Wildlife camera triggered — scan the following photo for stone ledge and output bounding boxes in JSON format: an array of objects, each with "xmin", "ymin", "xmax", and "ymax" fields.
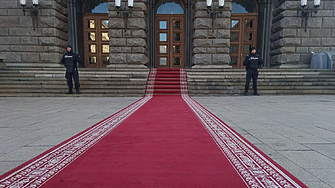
[
  {"xmin": 5, "ymin": 63, "xmax": 63, "ymax": 68},
  {"xmin": 106, "ymin": 64, "xmax": 149, "ymax": 70},
  {"xmin": 192, "ymin": 65, "xmax": 232, "ymax": 69}
]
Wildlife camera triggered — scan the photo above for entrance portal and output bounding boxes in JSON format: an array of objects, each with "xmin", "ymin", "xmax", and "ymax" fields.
[
  {"xmin": 83, "ymin": 1, "xmax": 109, "ymax": 68},
  {"xmin": 230, "ymin": 0, "xmax": 258, "ymax": 69},
  {"xmin": 155, "ymin": 0, "xmax": 185, "ymax": 68}
]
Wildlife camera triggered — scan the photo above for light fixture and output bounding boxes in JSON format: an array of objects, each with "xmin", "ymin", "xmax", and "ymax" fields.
[
  {"xmin": 115, "ymin": 0, "xmax": 133, "ymax": 31},
  {"xmin": 207, "ymin": 0, "xmax": 224, "ymax": 30},
  {"xmin": 20, "ymin": 0, "xmax": 39, "ymax": 31},
  {"xmin": 301, "ymin": 0, "xmax": 320, "ymax": 32}
]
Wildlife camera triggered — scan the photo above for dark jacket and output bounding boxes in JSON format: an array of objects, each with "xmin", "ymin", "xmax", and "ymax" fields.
[
  {"xmin": 243, "ymin": 53, "xmax": 263, "ymax": 70},
  {"xmin": 61, "ymin": 50, "xmax": 82, "ymax": 73}
]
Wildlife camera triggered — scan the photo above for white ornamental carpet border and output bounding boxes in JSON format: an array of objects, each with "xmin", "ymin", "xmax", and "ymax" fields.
[
  {"xmin": 182, "ymin": 94, "xmax": 303, "ymax": 188},
  {"xmin": 0, "ymin": 95, "xmax": 152, "ymax": 188},
  {"xmin": 145, "ymin": 68, "xmax": 156, "ymax": 96}
]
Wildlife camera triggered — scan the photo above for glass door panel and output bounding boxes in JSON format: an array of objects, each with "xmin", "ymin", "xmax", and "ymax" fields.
[
  {"xmin": 230, "ymin": 15, "xmax": 257, "ymax": 69},
  {"xmin": 155, "ymin": 16, "xmax": 184, "ymax": 68},
  {"xmin": 83, "ymin": 16, "xmax": 109, "ymax": 68}
]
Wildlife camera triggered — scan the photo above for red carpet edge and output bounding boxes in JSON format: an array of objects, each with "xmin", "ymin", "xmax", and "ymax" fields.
[
  {"xmin": 0, "ymin": 95, "xmax": 153, "ymax": 187},
  {"xmin": 0, "ymin": 68, "xmax": 307, "ymax": 188}
]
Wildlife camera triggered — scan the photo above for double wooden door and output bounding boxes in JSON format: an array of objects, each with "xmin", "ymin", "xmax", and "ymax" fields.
[
  {"xmin": 83, "ymin": 14, "xmax": 109, "ymax": 68},
  {"xmin": 155, "ymin": 15, "xmax": 185, "ymax": 68},
  {"xmin": 230, "ymin": 14, "xmax": 258, "ymax": 69}
]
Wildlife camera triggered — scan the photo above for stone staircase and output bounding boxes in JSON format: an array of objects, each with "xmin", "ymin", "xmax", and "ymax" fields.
[
  {"xmin": 187, "ymin": 68, "xmax": 335, "ymax": 96},
  {"xmin": 1, "ymin": 64, "xmax": 335, "ymax": 97},
  {"xmin": 0, "ymin": 64, "xmax": 149, "ymax": 97},
  {"xmin": 145, "ymin": 68, "xmax": 188, "ymax": 95}
]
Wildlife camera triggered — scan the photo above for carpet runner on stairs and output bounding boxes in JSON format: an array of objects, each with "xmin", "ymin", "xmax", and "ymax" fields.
[
  {"xmin": 0, "ymin": 69, "xmax": 307, "ymax": 187},
  {"xmin": 146, "ymin": 68, "xmax": 188, "ymax": 95}
]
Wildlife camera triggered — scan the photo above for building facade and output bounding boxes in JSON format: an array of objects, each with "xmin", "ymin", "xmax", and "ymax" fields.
[{"xmin": 0, "ymin": 0, "xmax": 335, "ymax": 69}]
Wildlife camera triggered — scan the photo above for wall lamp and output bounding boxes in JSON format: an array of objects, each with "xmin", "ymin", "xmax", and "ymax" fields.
[
  {"xmin": 20, "ymin": 0, "xmax": 39, "ymax": 31},
  {"xmin": 207, "ymin": 0, "xmax": 224, "ymax": 30},
  {"xmin": 115, "ymin": 0, "xmax": 133, "ymax": 31},
  {"xmin": 301, "ymin": 0, "xmax": 320, "ymax": 32}
]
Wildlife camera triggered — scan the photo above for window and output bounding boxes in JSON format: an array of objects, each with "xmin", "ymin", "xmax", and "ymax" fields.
[
  {"xmin": 84, "ymin": 0, "xmax": 108, "ymax": 13},
  {"xmin": 157, "ymin": 0, "xmax": 184, "ymax": 14},
  {"xmin": 232, "ymin": 0, "xmax": 257, "ymax": 13}
]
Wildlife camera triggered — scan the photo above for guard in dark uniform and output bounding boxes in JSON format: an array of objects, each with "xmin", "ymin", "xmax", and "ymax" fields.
[
  {"xmin": 60, "ymin": 45, "xmax": 82, "ymax": 94},
  {"xmin": 243, "ymin": 47, "xmax": 263, "ymax": 96}
]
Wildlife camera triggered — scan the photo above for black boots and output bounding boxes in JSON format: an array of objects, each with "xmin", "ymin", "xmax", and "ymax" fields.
[
  {"xmin": 253, "ymin": 92, "xmax": 260, "ymax": 96},
  {"xmin": 66, "ymin": 89, "xmax": 80, "ymax": 94},
  {"xmin": 244, "ymin": 90, "xmax": 260, "ymax": 96}
]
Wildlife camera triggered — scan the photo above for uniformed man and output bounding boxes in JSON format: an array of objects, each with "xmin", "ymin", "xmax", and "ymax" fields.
[
  {"xmin": 60, "ymin": 45, "xmax": 82, "ymax": 94},
  {"xmin": 243, "ymin": 47, "xmax": 263, "ymax": 96}
]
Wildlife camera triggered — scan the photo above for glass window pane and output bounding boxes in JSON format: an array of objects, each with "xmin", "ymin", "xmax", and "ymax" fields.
[
  {"xmin": 173, "ymin": 57, "xmax": 180, "ymax": 65},
  {"xmin": 232, "ymin": 20, "xmax": 239, "ymax": 28},
  {"xmin": 173, "ymin": 21, "xmax": 180, "ymax": 29},
  {"xmin": 102, "ymin": 32, "xmax": 109, "ymax": 41},
  {"xmin": 160, "ymin": 21, "xmax": 167, "ymax": 29},
  {"xmin": 173, "ymin": 45, "xmax": 180, "ymax": 53},
  {"xmin": 231, "ymin": 33, "xmax": 239, "ymax": 41},
  {"xmin": 89, "ymin": 45, "xmax": 96, "ymax": 53},
  {"xmin": 159, "ymin": 58, "xmax": 167, "ymax": 65},
  {"xmin": 88, "ymin": 20, "xmax": 95, "ymax": 28},
  {"xmin": 88, "ymin": 32, "xmax": 96, "ymax": 41},
  {"xmin": 230, "ymin": 57, "xmax": 237, "ymax": 65},
  {"xmin": 245, "ymin": 32, "xmax": 252, "ymax": 41},
  {"xmin": 160, "ymin": 33, "xmax": 167, "ymax": 41},
  {"xmin": 103, "ymin": 56, "xmax": 110, "ymax": 64},
  {"xmin": 244, "ymin": 45, "xmax": 252, "ymax": 53},
  {"xmin": 84, "ymin": 2, "xmax": 108, "ymax": 13},
  {"xmin": 89, "ymin": 57, "xmax": 96, "ymax": 64},
  {"xmin": 102, "ymin": 45, "xmax": 109, "ymax": 53},
  {"xmin": 174, "ymin": 33, "xmax": 180, "ymax": 41},
  {"xmin": 231, "ymin": 45, "xmax": 238, "ymax": 53},
  {"xmin": 160, "ymin": 45, "xmax": 167, "ymax": 53},
  {"xmin": 232, "ymin": 0, "xmax": 257, "ymax": 13},
  {"xmin": 157, "ymin": 0, "xmax": 184, "ymax": 14},
  {"xmin": 101, "ymin": 20, "xmax": 109, "ymax": 28},
  {"xmin": 246, "ymin": 20, "xmax": 253, "ymax": 28}
]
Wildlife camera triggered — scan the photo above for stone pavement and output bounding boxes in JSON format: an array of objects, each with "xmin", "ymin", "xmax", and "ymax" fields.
[{"xmin": 0, "ymin": 96, "xmax": 335, "ymax": 188}]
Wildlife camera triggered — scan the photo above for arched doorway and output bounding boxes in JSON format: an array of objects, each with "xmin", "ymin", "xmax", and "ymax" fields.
[
  {"xmin": 82, "ymin": 0, "xmax": 109, "ymax": 68},
  {"xmin": 230, "ymin": 0, "xmax": 258, "ymax": 69},
  {"xmin": 155, "ymin": 0, "xmax": 185, "ymax": 68}
]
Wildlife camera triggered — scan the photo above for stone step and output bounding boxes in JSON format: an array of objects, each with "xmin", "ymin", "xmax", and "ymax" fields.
[{"xmin": 189, "ymin": 90, "xmax": 335, "ymax": 96}]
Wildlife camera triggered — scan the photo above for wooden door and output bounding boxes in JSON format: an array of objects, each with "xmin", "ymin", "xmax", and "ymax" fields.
[
  {"xmin": 155, "ymin": 15, "xmax": 185, "ymax": 68},
  {"xmin": 83, "ymin": 14, "xmax": 109, "ymax": 68},
  {"xmin": 230, "ymin": 14, "xmax": 258, "ymax": 69}
]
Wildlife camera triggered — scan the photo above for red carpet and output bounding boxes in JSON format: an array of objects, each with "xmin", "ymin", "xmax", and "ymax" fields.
[{"xmin": 0, "ymin": 69, "xmax": 307, "ymax": 188}]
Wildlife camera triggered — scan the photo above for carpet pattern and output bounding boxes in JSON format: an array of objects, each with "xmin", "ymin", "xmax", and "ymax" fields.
[{"xmin": 0, "ymin": 68, "xmax": 307, "ymax": 188}]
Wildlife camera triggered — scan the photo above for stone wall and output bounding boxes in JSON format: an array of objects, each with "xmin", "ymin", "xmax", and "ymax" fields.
[
  {"xmin": 270, "ymin": 0, "xmax": 335, "ymax": 68},
  {"xmin": 0, "ymin": 0, "xmax": 67, "ymax": 64},
  {"xmin": 108, "ymin": 1, "xmax": 148, "ymax": 66},
  {"xmin": 192, "ymin": 0, "xmax": 231, "ymax": 67}
]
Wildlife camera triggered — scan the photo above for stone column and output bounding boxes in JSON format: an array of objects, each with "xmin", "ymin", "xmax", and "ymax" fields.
[
  {"xmin": 108, "ymin": 0, "xmax": 148, "ymax": 68},
  {"xmin": 192, "ymin": 0, "xmax": 232, "ymax": 68},
  {"xmin": 270, "ymin": 0, "xmax": 335, "ymax": 68},
  {"xmin": 0, "ymin": 0, "xmax": 67, "ymax": 64}
]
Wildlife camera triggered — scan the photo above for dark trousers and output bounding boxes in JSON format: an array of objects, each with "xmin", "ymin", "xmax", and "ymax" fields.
[
  {"xmin": 66, "ymin": 68, "xmax": 80, "ymax": 91},
  {"xmin": 245, "ymin": 69, "xmax": 258, "ymax": 93}
]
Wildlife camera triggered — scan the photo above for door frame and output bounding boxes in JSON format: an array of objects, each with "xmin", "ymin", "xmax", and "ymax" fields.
[
  {"xmin": 148, "ymin": 0, "xmax": 192, "ymax": 69},
  {"xmin": 230, "ymin": 13, "xmax": 258, "ymax": 69},
  {"xmin": 155, "ymin": 15, "xmax": 185, "ymax": 69},
  {"xmin": 82, "ymin": 13, "xmax": 109, "ymax": 68}
]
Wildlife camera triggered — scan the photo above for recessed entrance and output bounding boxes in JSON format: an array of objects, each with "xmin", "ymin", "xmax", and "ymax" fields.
[
  {"xmin": 155, "ymin": 0, "xmax": 185, "ymax": 68},
  {"xmin": 83, "ymin": 1, "xmax": 109, "ymax": 68},
  {"xmin": 230, "ymin": 0, "xmax": 258, "ymax": 69}
]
